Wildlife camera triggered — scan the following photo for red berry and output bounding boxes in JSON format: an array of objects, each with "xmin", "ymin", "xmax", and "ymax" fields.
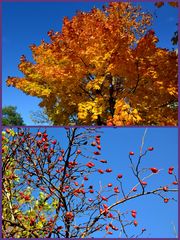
[
  {"xmin": 101, "ymin": 196, "xmax": 108, "ymax": 201},
  {"xmin": 108, "ymin": 183, "xmax": 112, "ymax": 187},
  {"xmin": 40, "ymin": 186, "xmax": 45, "ymax": 191},
  {"xmin": 58, "ymin": 156, "xmax": 63, "ymax": 161},
  {"xmin": 65, "ymin": 211, "xmax": 74, "ymax": 220},
  {"xmin": 163, "ymin": 186, "xmax": 168, "ymax": 191},
  {"xmin": 98, "ymin": 169, "xmax": 104, "ymax": 174},
  {"xmin": 6, "ymin": 128, "xmax": 11, "ymax": 134},
  {"xmin": 103, "ymin": 204, "xmax": 108, "ymax": 209},
  {"xmin": 100, "ymin": 208, "xmax": 104, "ymax": 214},
  {"xmin": 172, "ymin": 181, "xmax": 178, "ymax": 185},
  {"xmin": 86, "ymin": 162, "xmax": 95, "ymax": 168},
  {"xmin": 97, "ymin": 145, "xmax": 101, "ymax": 150},
  {"xmin": 51, "ymin": 140, "xmax": 57, "ymax": 145},
  {"xmin": 148, "ymin": 147, "xmax": 154, "ymax": 151},
  {"xmin": 84, "ymin": 176, "xmax": 88, "ymax": 181},
  {"xmin": 150, "ymin": 167, "xmax": 158, "ymax": 173},
  {"xmin": 2, "ymin": 136, "xmax": 5, "ymax": 141},
  {"xmin": 95, "ymin": 135, "xmax": 101, "ymax": 139},
  {"xmin": 168, "ymin": 166, "xmax": 174, "ymax": 174},
  {"xmin": 80, "ymin": 189, "xmax": 85, "ymax": 194},
  {"xmin": 91, "ymin": 142, "xmax": 96, "ymax": 146},
  {"xmin": 100, "ymin": 159, "xmax": 107, "ymax": 163},
  {"xmin": 108, "ymin": 213, "xmax": 113, "ymax": 218},
  {"xmin": 134, "ymin": 220, "xmax": 138, "ymax": 227},
  {"xmin": 164, "ymin": 198, "xmax": 169, "ymax": 203},
  {"xmin": 74, "ymin": 182, "xmax": 79, "ymax": 186},
  {"xmin": 129, "ymin": 151, "xmax": 134, "ymax": 155},
  {"xmin": 43, "ymin": 133, "xmax": 48, "ymax": 138},
  {"xmin": 57, "ymin": 226, "xmax": 63, "ymax": 232},
  {"xmin": 50, "ymin": 148, "xmax": 54, "ymax": 153},
  {"xmin": 18, "ymin": 132, "xmax": 24, "ymax": 136},
  {"xmin": 114, "ymin": 187, "xmax": 119, "ymax": 193},
  {"xmin": 112, "ymin": 226, "xmax": 118, "ymax": 231},
  {"xmin": 89, "ymin": 189, "xmax": 94, "ymax": 193},
  {"xmin": 24, "ymin": 195, "xmax": 30, "ymax": 201},
  {"xmin": 94, "ymin": 151, "xmax": 100, "ymax": 155},
  {"xmin": 19, "ymin": 192, "xmax": 24, "ymax": 197},
  {"xmin": 105, "ymin": 225, "xmax": 109, "ymax": 231},
  {"xmin": 117, "ymin": 174, "xmax": 123, "ymax": 179},
  {"xmin": 106, "ymin": 168, "xmax": 112, "ymax": 173},
  {"xmin": 43, "ymin": 145, "xmax": 48, "ymax": 152},
  {"xmin": 76, "ymin": 149, "xmax": 81, "ymax": 154},
  {"xmin": 131, "ymin": 210, "xmax": 137, "ymax": 218},
  {"xmin": 140, "ymin": 181, "xmax": 147, "ymax": 186}
]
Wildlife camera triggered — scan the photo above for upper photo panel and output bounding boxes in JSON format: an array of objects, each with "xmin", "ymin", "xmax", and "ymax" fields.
[{"xmin": 2, "ymin": 2, "xmax": 178, "ymax": 126}]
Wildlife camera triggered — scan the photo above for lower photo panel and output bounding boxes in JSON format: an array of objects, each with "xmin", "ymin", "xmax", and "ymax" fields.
[{"xmin": 2, "ymin": 127, "xmax": 178, "ymax": 238}]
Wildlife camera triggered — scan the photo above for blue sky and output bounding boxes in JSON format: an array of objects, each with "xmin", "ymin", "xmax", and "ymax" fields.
[
  {"xmin": 15, "ymin": 127, "xmax": 177, "ymax": 238},
  {"xmin": 2, "ymin": 2, "xmax": 178, "ymax": 125}
]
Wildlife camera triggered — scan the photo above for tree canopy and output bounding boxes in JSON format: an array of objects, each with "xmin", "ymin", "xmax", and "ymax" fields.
[
  {"xmin": 7, "ymin": 2, "xmax": 178, "ymax": 126},
  {"xmin": 2, "ymin": 106, "xmax": 25, "ymax": 126}
]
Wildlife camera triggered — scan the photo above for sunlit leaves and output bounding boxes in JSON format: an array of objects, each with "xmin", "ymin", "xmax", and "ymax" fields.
[
  {"xmin": 107, "ymin": 99, "xmax": 142, "ymax": 126},
  {"xmin": 6, "ymin": 2, "xmax": 178, "ymax": 125}
]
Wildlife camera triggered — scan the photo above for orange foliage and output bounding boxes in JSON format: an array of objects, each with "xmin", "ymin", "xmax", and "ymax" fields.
[{"xmin": 7, "ymin": 2, "xmax": 178, "ymax": 126}]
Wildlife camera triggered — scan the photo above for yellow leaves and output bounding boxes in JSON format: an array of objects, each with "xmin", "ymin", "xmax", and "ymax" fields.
[
  {"xmin": 152, "ymin": 36, "xmax": 159, "ymax": 44},
  {"xmin": 109, "ymin": 99, "xmax": 142, "ymax": 126},
  {"xmin": 86, "ymin": 77, "xmax": 104, "ymax": 91},
  {"xmin": 58, "ymin": 57, "xmax": 70, "ymax": 66},
  {"xmin": 147, "ymin": 69, "xmax": 158, "ymax": 79},
  {"xmin": 167, "ymin": 86, "xmax": 178, "ymax": 96},
  {"xmin": 2, "ymin": 145, "xmax": 8, "ymax": 154},
  {"xmin": 156, "ymin": 81, "xmax": 163, "ymax": 86},
  {"xmin": 36, "ymin": 221, "xmax": 43, "ymax": 229},
  {"xmin": 7, "ymin": 76, "xmax": 51, "ymax": 97},
  {"xmin": 24, "ymin": 83, "xmax": 51, "ymax": 97},
  {"xmin": 78, "ymin": 97, "xmax": 105, "ymax": 123},
  {"xmin": 103, "ymin": 49, "xmax": 114, "ymax": 62}
]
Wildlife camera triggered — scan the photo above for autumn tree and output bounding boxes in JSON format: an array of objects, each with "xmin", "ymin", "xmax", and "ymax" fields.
[
  {"xmin": 6, "ymin": 2, "xmax": 178, "ymax": 126},
  {"xmin": 2, "ymin": 127, "xmax": 178, "ymax": 238}
]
